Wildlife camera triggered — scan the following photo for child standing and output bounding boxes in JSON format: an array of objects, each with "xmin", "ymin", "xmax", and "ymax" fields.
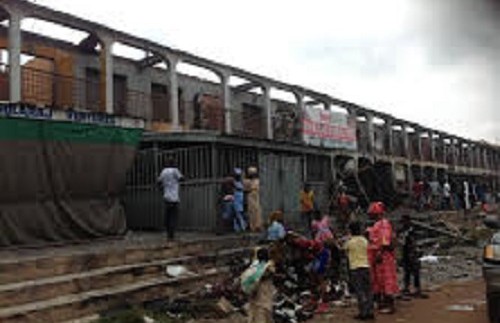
[{"xmin": 345, "ymin": 221, "xmax": 374, "ymax": 321}]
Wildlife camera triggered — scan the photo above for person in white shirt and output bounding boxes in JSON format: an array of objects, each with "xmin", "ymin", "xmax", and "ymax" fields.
[{"xmin": 157, "ymin": 157, "xmax": 184, "ymax": 239}]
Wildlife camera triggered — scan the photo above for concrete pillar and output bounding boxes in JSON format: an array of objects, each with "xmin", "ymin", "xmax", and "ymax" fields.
[
  {"xmin": 167, "ymin": 56, "xmax": 179, "ymax": 129},
  {"xmin": 402, "ymin": 125, "xmax": 410, "ymax": 159},
  {"xmin": 407, "ymin": 163, "xmax": 414, "ymax": 192},
  {"xmin": 416, "ymin": 129, "xmax": 423, "ymax": 161},
  {"xmin": 450, "ymin": 140, "xmax": 456, "ymax": 166},
  {"xmin": 390, "ymin": 160, "xmax": 397, "ymax": 190},
  {"xmin": 366, "ymin": 113, "xmax": 375, "ymax": 154},
  {"xmin": 484, "ymin": 149, "xmax": 489, "ymax": 170},
  {"xmin": 295, "ymin": 92, "xmax": 305, "ymax": 141},
  {"xmin": 429, "ymin": 131, "xmax": 435, "ymax": 162},
  {"xmin": 386, "ymin": 118, "xmax": 394, "ymax": 156},
  {"xmin": 99, "ymin": 36, "xmax": 114, "ymax": 114},
  {"xmin": 221, "ymin": 71, "xmax": 232, "ymax": 134},
  {"xmin": 8, "ymin": 10, "xmax": 22, "ymax": 103},
  {"xmin": 479, "ymin": 147, "xmax": 485, "ymax": 169},
  {"xmin": 467, "ymin": 144, "xmax": 474, "ymax": 168},
  {"xmin": 442, "ymin": 137, "xmax": 448, "ymax": 164},
  {"xmin": 263, "ymin": 84, "xmax": 273, "ymax": 140},
  {"xmin": 458, "ymin": 141, "xmax": 464, "ymax": 167}
]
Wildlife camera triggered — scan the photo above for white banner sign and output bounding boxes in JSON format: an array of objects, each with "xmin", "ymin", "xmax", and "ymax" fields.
[{"xmin": 302, "ymin": 106, "xmax": 357, "ymax": 150}]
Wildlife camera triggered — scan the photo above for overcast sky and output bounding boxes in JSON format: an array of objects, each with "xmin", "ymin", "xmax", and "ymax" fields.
[{"xmin": 33, "ymin": 0, "xmax": 500, "ymax": 143}]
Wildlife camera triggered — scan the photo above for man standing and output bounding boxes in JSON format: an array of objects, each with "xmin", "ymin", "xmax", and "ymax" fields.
[
  {"xmin": 399, "ymin": 215, "xmax": 427, "ymax": 298},
  {"xmin": 300, "ymin": 183, "xmax": 315, "ymax": 236},
  {"xmin": 367, "ymin": 201, "xmax": 399, "ymax": 314},
  {"xmin": 158, "ymin": 157, "xmax": 183, "ymax": 240}
]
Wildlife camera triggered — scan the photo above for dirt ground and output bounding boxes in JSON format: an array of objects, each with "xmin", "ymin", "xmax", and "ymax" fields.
[
  {"xmin": 314, "ymin": 279, "xmax": 487, "ymax": 323},
  {"xmin": 191, "ymin": 279, "xmax": 488, "ymax": 323}
]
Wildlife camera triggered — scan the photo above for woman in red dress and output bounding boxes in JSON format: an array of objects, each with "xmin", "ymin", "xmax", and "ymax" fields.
[{"xmin": 367, "ymin": 201, "xmax": 399, "ymax": 314}]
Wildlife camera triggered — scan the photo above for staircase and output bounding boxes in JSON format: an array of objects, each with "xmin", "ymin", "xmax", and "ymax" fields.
[{"xmin": 0, "ymin": 233, "xmax": 257, "ymax": 323}]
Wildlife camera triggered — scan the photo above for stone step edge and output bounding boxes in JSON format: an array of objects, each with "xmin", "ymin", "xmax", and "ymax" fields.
[
  {"xmin": 61, "ymin": 314, "xmax": 100, "ymax": 323},
  {"xmin": 0, "ymin": 233, "xmax": 259, "ymax": 266},
  {"xmin": 0, "ymin": 266, "xmax": 229, "ymax": 318},
  {"xmin": 0, "ymin": 246, "xmax": 249, "ymax": 293}
]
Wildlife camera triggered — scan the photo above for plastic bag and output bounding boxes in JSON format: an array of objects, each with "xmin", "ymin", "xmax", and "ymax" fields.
[{"xmin": 240, "ymin": 261, "xmax": 269, "ymax": 294}]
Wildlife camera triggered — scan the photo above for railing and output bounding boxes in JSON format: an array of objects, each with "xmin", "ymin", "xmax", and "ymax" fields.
[
  {"xmin": 2, "ymin": 63, "xmax": 497, "ymax": 170},
  {"xmin": 0, "ymin": 63, "xmax": 155, "ymax": 120},
  {"xmin": 231, "ymin": 107, "xmax": 268, "ymax": 139}
]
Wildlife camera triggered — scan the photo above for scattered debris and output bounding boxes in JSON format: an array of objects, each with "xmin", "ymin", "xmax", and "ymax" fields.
[
  {"xmin": 445, "ymin": 304, "xmax": 475, "ymax": 312},
  {"xmin": 165, "ymin": 265, "xmax": 193, "ymax": 278}
]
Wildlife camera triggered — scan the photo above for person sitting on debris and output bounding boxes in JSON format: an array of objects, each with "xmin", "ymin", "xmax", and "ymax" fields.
[
  {"xmin": 345, "ymin": 221, "xmax": 375, "ymax": 321},
  {"xmin": 367, "ymin": 201, "xmax": 399, "ymax": 314},
  {"xmin": 240, "ymin": 247, "xmax": 276, "ymax": 323},
  {"xmin": 399, "ymin": 215, "xmax": 428, "ymax": 299},
  {"xmin": 311, "ymin": 211, "xmax": 334, "ymax": 244},
  {"xmin": 267, "ymin": 210, "xmax": 286, "ymax": 241},
  {"xmin": 289, "ymin": 233, "xmax": 332, "ymax": 314}
]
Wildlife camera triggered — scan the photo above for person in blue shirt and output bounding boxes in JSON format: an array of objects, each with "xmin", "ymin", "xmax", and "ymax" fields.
[
  {"xmin": 232, "ymin": 168, "xmax": 247, "ymax": 232},
  {"xmin": 267, "ymin": 210, "xmax": 286, "ymax": 241}
]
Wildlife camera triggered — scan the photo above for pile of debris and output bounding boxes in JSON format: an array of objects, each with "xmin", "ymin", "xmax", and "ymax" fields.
[
  {"xmin": 97, "ymin": 209, "xmax": 492, "ymax": 323},
  {"xmin": 396, "ymin": 210, "xmax": 489, "ymax": 289}
]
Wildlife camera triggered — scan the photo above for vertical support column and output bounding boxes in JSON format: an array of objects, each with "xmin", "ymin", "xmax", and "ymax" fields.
[
  {"xmin": 476, "ymin": 146, "xmax": 482, "ymax": 169},
  {"xmin": 221, "ymin": 71, "xmax": 232, "ymax": 134},
  {"xmin": 167, "ymin": 56, "xmax": 179, "ymax": 129},
  {"xmin": 402, "ymin": 125, "xmax": 410, "ymax": 159},
  {"xmin": 390, "ymin": 160, "xmax": 397, "ymax": 191},
  {"xmin": 366, "ymin": 113, "xmax": 375, "ymax": 155},
  {"xmin": 429, "ymin": 131, "xmax": 435, "ymax": 162},
  {"xmin": 386, "ymin": 118, "xmax": 394, "ymax": 156},
  {"xmin": 483, "ymin": 149, "xmax": 489, "ymax": 171},
  {"xmin": 457, "ymin": 140, "xmax": 463, "ymax": 167},
  {"xmin": 99, "ymin": 35, "xmax": 114, "ymax": 114},
  {"xmin": 263, "ymin": 84, "xmax": 273, "ymax": 140},
  {"xmin": 467, "ymin": 144, "xmax": 473, "ymax": 168},
  {"xmin": 442, "ymin": 137, "xmax": 448, "ymax": 165},
  {"xmin": 8, "ymin": 10, "xmax": 22, "ymax": 103},
  {"xmin": 451, "ymin": 138, "xmax": 458, "ymax": 168},
  {"xmin": 407, "ymin": 162, "xmax": 414, "ymax": 192},
  {"xmin": 416, "ymin": 129, "xmax": 423, "ymax": 161},
  {"xmin": 295, "ymin": 92, "xmax": 305, "ymax": 142}
]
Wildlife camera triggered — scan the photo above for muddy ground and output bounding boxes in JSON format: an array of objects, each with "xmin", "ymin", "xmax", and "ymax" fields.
[{"xmin": 191, "ymin": 279, "xmax": 487, "ymax": 323}]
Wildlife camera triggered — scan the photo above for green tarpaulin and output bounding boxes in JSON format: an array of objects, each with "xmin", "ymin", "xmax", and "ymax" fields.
[{"xmin": 0, "ymin": 117, "xmax": 142, "ymax": 247}]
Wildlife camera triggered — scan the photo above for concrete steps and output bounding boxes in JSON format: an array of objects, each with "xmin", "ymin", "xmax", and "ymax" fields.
[{"xmin": 0, "ymin": 234, "xmax": 256, "ymax": 323}]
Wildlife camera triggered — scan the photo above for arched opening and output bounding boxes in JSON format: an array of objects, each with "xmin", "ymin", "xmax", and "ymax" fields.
[
  {"xmin": 270, "ymin": 88, "xmax": 300, "ymax": 142},
  {"xmin": 372, "ymin": 116, "xmax": 386, "ymax": 155},
  {"xmin": 176, "ymin": 61, "xmax": 222, "ymax": 131},
  {"xmin": 228, "ymin": 74, "xmax": 265, "ymax": 138},
  {"xmin": 392, "ymin": 125, "xmax": 405, "ymax": 157},
  {"xmin": 10, "ymin": 17, "xmax": 92, "ymax": 109}
]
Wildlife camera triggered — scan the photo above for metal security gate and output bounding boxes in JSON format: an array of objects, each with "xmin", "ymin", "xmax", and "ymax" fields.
[
  {"xmin": 124, "ymin": 145, "xmax": 218, "ymax": 231},
  {"xmin": 259, "ymin": 154, "xmax": 303, "ymax": 226}
]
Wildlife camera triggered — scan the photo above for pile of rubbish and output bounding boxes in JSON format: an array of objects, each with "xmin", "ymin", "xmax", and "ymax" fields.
[
  {"xmin": 100, "ymin": 209, "xmax": 493, "ymax": 323},
  {"xmin": 149, "ymin": 236, "xmax": 353, "ymax": 322}
]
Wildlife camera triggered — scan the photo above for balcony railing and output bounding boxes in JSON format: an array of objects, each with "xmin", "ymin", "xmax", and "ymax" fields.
[{"xmin": 0, "ymin": 64, "xmax": 496, "ymax": 169}]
